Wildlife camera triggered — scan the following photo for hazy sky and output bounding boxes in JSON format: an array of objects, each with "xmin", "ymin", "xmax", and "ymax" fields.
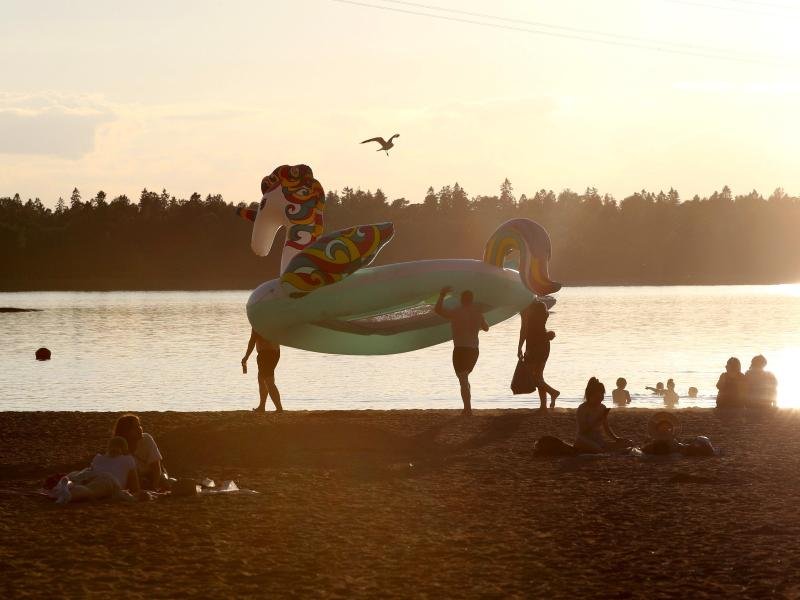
[{"xmin": 2, "ymin": 0, "xmax": 800, "ymax": 207}]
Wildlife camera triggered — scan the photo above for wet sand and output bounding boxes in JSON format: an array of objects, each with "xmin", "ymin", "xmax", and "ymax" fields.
[{"xmin": 2, "ymin": 408, "xmax": 799, "ymax": 598}]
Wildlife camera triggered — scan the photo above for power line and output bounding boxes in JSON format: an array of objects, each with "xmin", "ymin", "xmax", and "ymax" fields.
[
  {"xmin": 665, "ymin": 0, "xmax": 800, "ymax": 18},
  {"xmin": 718, "ymin": 0, "xmax": 800, "ymax": 10},
  {"xmin": 381, "ymin": 0, "xmax": 731, "ymax": 54},
  {"xmin": 332, "ymin": 0, "xmax": 795, "ymax": 66}
]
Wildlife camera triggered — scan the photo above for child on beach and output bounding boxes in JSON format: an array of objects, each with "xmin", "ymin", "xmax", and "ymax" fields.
[
  {"xmin": 645, "ymin": 382, "xmax": 665, "ymax": 396},
  {"xmin": 612, "ymin": 378, "xmax": 631, "ymax": 406},
  {"xmin": 663, "ymin": 379, "xmax": 678, "ymax": 408},
  {"xmin": 51, "ymin": 436, "xmax": 140, "ymax": 504},
  {"xmin": 574, "ymin": 377, "xmax": 632, "ymax": 454}
]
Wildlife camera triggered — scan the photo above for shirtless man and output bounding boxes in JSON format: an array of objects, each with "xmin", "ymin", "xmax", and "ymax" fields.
[
  {"xmin": 241, "ymin": 328, "xmax": 283, "ymax": 412},
  {"xmin": 434, "ymin": 286, "xmax": 489, "ymax": 415}
]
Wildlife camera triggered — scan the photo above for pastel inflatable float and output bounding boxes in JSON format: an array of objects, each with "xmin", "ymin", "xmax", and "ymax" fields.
[{"xmin": 239, "ymin": 164, "xmax": 560, "ymax": 355}]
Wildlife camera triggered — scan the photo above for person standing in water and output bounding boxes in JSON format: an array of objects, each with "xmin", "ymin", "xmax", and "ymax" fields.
[
  {"xmin": 663, "ymin": 379, "xmax": 679, "ymax": 408},
  {"xmin": 435, "ymin": 286, "xmax": 489, "ymax": 415},
  {"xmin": 242, "ymin": 328, "xmax": 283, "ymax": 412},
  {"xmin": 517, "ymin": 300, "xmax": 560, "ymax": 409}
]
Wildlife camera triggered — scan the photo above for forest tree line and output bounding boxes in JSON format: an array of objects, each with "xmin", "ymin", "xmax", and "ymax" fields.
[{"xmin": 2, "ymin": 179, "xmax": 799, "ymax": 290}]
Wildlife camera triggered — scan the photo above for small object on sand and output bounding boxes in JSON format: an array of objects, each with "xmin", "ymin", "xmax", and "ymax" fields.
[
  {"xmin": 361, "ymin": 134, "xmax": 399, "ymax": 155},
  {"xmin": 0, "ymin": 307, "xmax": 42, "ymax": 313},
  {"xmin": 35, "ymin": 347, "xmax": 51, "ymax": 361}
]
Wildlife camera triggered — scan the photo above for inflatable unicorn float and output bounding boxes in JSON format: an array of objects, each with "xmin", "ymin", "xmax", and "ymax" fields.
[{"xmin": 238, "ymin": 164, "xmax": 560, "ymax": 355}]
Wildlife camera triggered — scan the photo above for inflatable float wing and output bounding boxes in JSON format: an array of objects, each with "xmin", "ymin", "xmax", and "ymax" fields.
[{"xmin": 241, "ymin": 164, "xmax": 561, "ymax": 355}]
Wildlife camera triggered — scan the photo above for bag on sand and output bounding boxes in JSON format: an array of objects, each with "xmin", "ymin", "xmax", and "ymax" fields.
[{"xmin": 511, "ymin": 358, "xmax": 536, "ymax": 395}]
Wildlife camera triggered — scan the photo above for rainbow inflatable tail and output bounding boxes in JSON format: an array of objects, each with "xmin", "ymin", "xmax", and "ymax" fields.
[{"xmin": 483, "ymin": 219, "xmax": 561, "ymax": 296}]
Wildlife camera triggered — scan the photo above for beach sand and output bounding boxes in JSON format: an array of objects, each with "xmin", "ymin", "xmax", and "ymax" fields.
[{"xmin": 2, "ymin": 408, "xmax": 799, "ymax": 598}]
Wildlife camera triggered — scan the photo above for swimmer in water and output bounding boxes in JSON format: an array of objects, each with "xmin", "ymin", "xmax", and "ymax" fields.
[
  {"xmin": 612, "ymin": 377, "xmax": 631, "ymax": 406},
  {"xmin": 663, "ymin": 379, "xmax": 678, "ymax": 408},
  {"xmin": 645, "ymin": 382, "xmax": 665, "ymax": 396}
]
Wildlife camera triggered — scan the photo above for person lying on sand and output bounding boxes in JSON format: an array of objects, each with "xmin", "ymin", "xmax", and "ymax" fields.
[
  {"xmin": 640, "ymin": 412, "xmax": 717, "ymax": 457},
  {"xmin": 113, "ymin": 413, "xmax": 169, "ymax": 490},
  {"xmin": 574, "ymin": 377, "xmax": 633, "ymax": 454},
  {"xmin": 50, "ymin": 436, "xmax": 141, "ymax": 504}
]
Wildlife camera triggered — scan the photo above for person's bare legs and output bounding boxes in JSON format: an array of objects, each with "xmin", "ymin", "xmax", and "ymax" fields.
[
  {"xmin": 68, "ymin": 478, "xmax": 115, "ymax": 502},
  {"xmin": 266, "ymin": 376, "xmax": 283, "ymax": 412},
  {"xmin": 532, "ymin": 363, "xmax": 560, "ymax": 408},
  {"xmin": 254, "ymin": 375, "xmax": 269, "ymax": 411},
  {"xmin": 457, "ymin": 371, "xmax": 472, "ymax": 415}
]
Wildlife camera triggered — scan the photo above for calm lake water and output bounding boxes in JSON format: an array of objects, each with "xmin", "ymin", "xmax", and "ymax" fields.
[{"xmin": 2, "ymin": 286, "xmax": 799, "ymax": 411}]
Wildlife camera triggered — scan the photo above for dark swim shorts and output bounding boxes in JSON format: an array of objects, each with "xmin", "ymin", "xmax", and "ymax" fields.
[
  {"xmin": 452, "ymin": 347, "xmax": 480, "ymax": 374},
  {"xmin": 257, "ymin": 349, "xmax": 280, "ymax": 378}
]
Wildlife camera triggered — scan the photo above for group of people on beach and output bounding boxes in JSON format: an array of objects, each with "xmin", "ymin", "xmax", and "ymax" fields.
[
  {"xmin": 50, "ymin": 413, "xmax": 168, "ymax": 504},
  {"xmin": 240, "ymin": 285, "xmax": 781, "ymax": 414}
]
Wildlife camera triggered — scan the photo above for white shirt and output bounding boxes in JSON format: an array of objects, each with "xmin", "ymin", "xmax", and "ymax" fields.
[
  {"xmin": 133, "ymin": 433, "xmax": 163, "ymax": 475},
  {"xmin": 91, "ymin": 453, "xmax": 136, "ymax": 488}
]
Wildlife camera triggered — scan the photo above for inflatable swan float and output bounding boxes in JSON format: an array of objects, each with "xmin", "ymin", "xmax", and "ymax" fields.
[{"xmin": 239, "ymin": 164, "xmax": 561, "ymax": 355}]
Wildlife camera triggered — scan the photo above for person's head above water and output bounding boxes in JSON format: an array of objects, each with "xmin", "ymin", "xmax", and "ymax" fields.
[
  {"xmin": 584, "ymin": 377, "xmax": 605, "ymax": 403},
  {"xmin": 460, "ymin": 290, "xmax": 474, "ymax": 306},
  {"xmin": 750, "ymin": 354, "xmax": 767, "ymax": 370},
  {"xmin": 688, "ymin": 386, "xmax": 698, "ymax": 398},
  {"xmin": 656, "ymin": 382, "xmax": 665, "ymax": 390},
  {"xmin": 726, "ymin": 357, "xmax": 742, "ymax": 374},
  {"xmin": 616, "ymin": 377, "xmax": 627, "ymax": 389},
  {"xmin": 107, "ymin": 436, "xmax": 129, "ymax": 457},
  {"xmin": 667, "ymin": 379, "xmax": 675, "ymax": 390}
]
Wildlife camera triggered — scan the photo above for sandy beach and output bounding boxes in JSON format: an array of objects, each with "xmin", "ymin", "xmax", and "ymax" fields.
[{"xmin": 2, "ymin": 408, "xmax": 799, "ymax": 598}]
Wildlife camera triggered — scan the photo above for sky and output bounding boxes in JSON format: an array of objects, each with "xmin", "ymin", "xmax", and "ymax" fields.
[{"xmin": 2, "ymin": 0, "xmax": 800, "ymax": 207}]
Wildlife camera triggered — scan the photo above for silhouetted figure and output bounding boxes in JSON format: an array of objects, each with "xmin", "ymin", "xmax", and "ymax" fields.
[
  {"xmin": 745, "ymin": 354, "xmax": 778, "ymax": 409},
  {"xmin": 242, "ymin": 328, "xmax": 282, "ymax": 413},
  {"xmin": 574, "ymin": 377, "xmax": 632, "ymax": 454},
  {"xmin": 35, "ymin": 347, "xmax": 51, "ymax": 361},
  {"xmin": 360, "ymin": 134, "xmax": 399, "ymax": 155},
  {"xmin": 113, "ymin": 414, "xmax": 169, "ymax": 491},
  {"xmin": 645, "ymin": 382, "xmax": 665, "ymax": 396},
  {"xmin": 517, "ymin": 300, "xmax": 560, "ymax": 409},
  {"xmin": 640, "ymin": 412, "xmax": 718, "ymax": 456},
  {"xmin": 687, "ymin": 387, "xmax": 698, "ymax": 398},
  {"xmin": 716, "ymin": 357, "xmax": 746, "ymax": 409},
  {"xmin": 663, "ymin": 378, "xmax": 679, "ymax": 408},
  {"xmin": 612, "ymin": 377, "xmax": 631, "ymax": 406},
  {"xmin": 435, "ymin": 286, "xmax": 489, "ymax": 415}
]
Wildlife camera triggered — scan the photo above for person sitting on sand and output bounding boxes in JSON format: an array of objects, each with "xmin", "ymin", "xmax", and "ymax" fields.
[
  {"xmin": 242, "ymin": 328, "xmax": 283, "ymax": 413},
  {"xmin": 50, "ymin": 436, "xmax": 141, "ymax": 504},
  {"xmin": 645, "ymin": 382, "xmax": 665, "ymax": 396},
  {"xmin": 574, "ymin": 377, "xmax": 632, "ymax": 454},
  {"xmin": 716, "ymin": 357, "xmax": 746, "ymax": 409},
  {"xmin": 663, "ymin": 379, "xmax": 679, "ymax": 409},
  {"xmin": 745, "ymin": 355, "xmax": 778, "ymax": 410},
  {"xmin": 113, "ymin": 413, "xmax": 169, "ymax": 490},
  {"xmin": 435, "ymin": 286, "xmax": 489, "ymax": 415},
  {"xmin": 612, "ymin": 377, "xmax": 631, "ymax": 406},
  {"xmin": 517, "ymin": 300, "xmax": 560, "ymax": 409}
]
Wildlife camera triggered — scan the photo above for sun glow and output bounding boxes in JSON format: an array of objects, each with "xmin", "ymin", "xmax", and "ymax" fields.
[{"xmin": 767, "ymin": 347, "xmax": 800, "ymax": 408}]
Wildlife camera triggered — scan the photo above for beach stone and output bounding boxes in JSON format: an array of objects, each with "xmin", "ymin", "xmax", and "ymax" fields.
[{"xmin": 35, "ymin": 347, "xmax": 51, "ymax": 361}]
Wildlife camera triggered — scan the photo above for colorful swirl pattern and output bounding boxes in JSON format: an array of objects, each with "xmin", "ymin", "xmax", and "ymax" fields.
[
  {"xmin": 281, "ymin": 222, "xmax": 395, "ymax": 297},
  {"xmin": 483, "ymin": 219, "xmax": 561, "ymax": 296},
  {"xmin": 260, "ymin": 164, "xmax": 325, "ymax": 252}
]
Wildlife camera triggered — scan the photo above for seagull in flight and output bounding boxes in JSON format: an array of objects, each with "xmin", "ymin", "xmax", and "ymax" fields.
[{"xmin": 361, "ymin": 134, "xmax": 399, "ymax": 156}]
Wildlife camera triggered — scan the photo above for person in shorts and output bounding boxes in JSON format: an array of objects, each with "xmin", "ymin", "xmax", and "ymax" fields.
[
  {"xmin": 434, "ymin": 286, "xmax": 489, "ymax": 415},
  {"xmin": 242, "ymin": 328, "xmax": 283, "ymax": 412}
]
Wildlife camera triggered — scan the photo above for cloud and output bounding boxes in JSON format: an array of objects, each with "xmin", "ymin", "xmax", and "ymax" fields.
[{"xmin": 0, "ymin": 92, "xmax": 114, "ymax": 158}]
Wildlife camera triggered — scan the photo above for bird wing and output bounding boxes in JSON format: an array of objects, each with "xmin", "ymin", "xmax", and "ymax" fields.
[{"xmin": 361, "ymin": 137, "xmax": 386, "ymax": 145}]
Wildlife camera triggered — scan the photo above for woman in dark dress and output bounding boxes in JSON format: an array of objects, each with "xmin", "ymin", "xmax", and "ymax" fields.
[{"xmin": 517, "ymin": 300, "xmax": 560, "ymax": 409}]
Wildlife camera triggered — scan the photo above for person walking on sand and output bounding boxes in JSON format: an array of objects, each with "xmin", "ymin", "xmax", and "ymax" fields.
[
  {"xmin": 435, "ymin": 286, "xmax": 489, "ymax": 415},
  {"xmin": 242, "ymin": 328, "xmax": 283, "ymax": 412},
  {"xmin": 517, "ymin": 300, "xmax": 560, "ymax": 409}
]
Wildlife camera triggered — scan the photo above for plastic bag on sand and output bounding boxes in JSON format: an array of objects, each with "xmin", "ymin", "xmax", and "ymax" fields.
[{"xmin": 197, "ymin": 479, "xmax": 259, "ymax": 496}]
